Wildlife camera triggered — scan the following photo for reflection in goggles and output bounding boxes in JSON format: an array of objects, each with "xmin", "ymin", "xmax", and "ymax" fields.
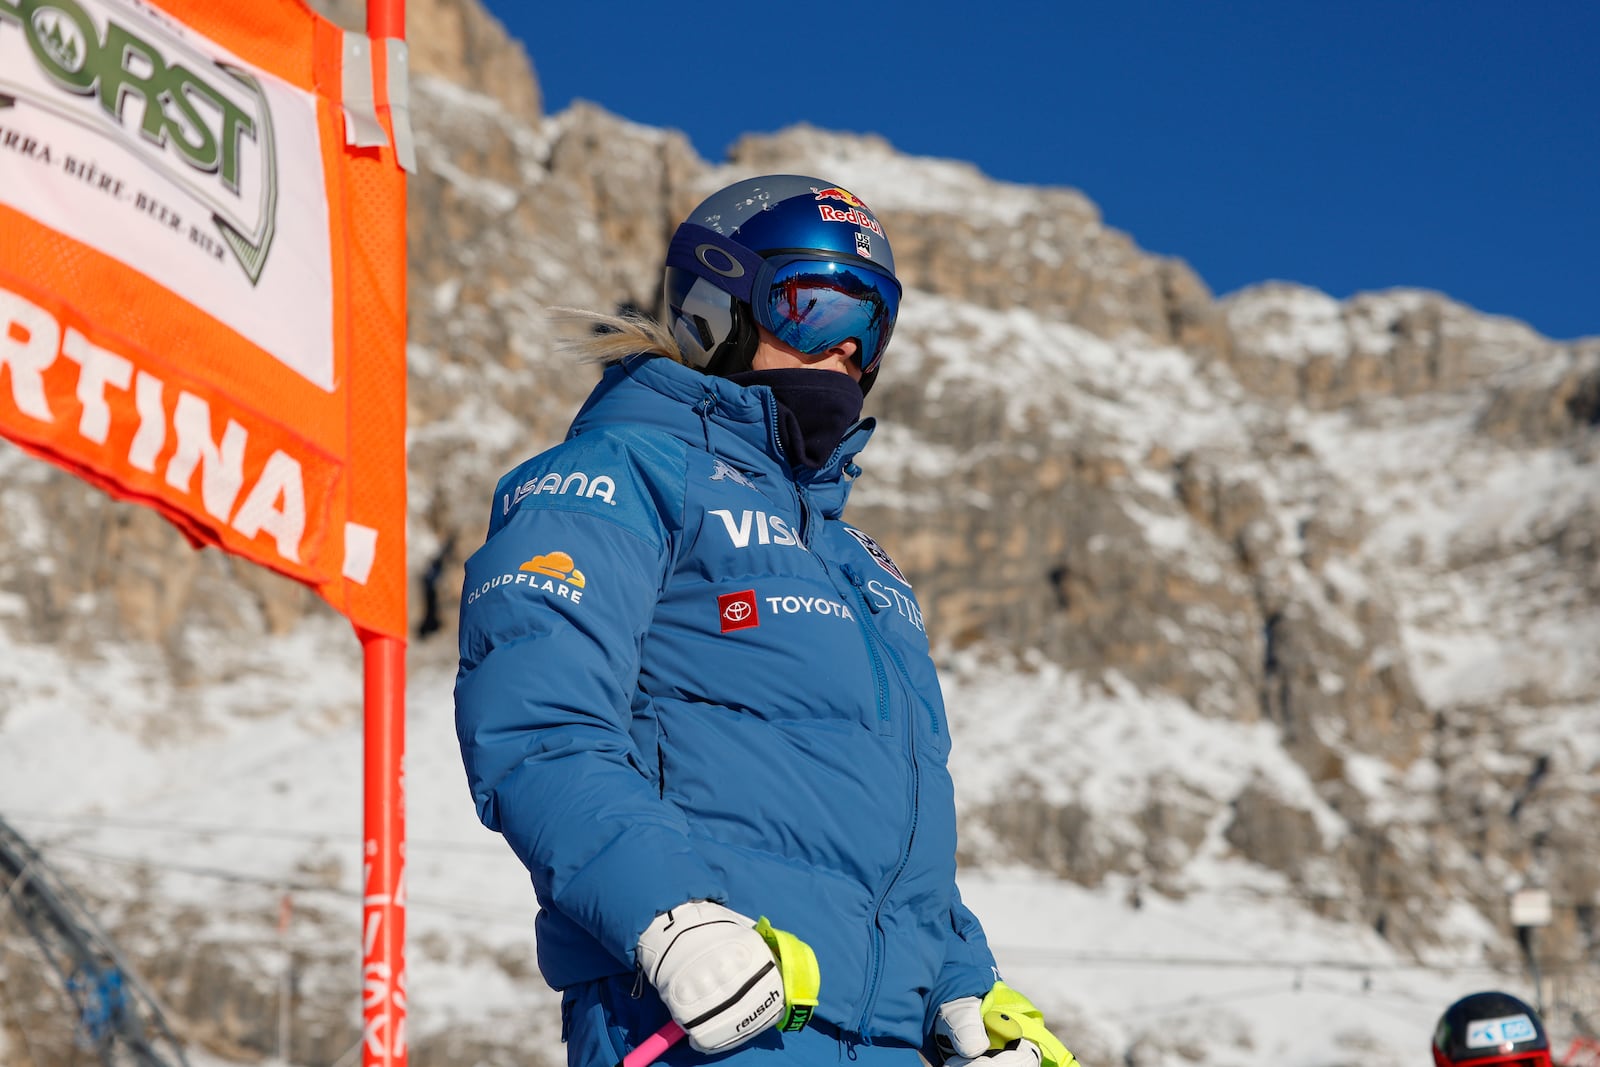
[{"xmin": 756, "ymin": 257, "xmax": 900, "ymax": 374}]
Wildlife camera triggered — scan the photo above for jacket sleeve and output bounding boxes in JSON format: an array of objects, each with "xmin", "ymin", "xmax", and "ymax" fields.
[
  {"xmin": 454, "ymin": 433, "xmax": 725, "ymax": 968},
  {"xmin": 927, "ymin": 884, "xmax": 1000, "ymax": 1032}
]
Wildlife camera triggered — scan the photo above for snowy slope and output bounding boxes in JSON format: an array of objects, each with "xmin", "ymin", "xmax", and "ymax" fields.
[{"xmin": 0, "ymin": 609, "xmax": 1550, "ymax": 1067}]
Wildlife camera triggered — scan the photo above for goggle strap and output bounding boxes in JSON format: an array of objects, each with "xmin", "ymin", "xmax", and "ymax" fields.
[{"xmin": 665, "ymin": 225, "xmax": 766, "ymax": 305}]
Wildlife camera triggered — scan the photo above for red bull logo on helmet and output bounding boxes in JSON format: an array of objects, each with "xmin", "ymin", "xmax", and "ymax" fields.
[
  {"xmin": 813, "ymin": 185, "xmax": 886, "ymax": 238},
  {"xmin": 812, "ymin": 186, "xmax": 869, "ymax": 209},
  {"xmin": 817, "ymin": 205, "xmax": 885, "ymax": 238}
]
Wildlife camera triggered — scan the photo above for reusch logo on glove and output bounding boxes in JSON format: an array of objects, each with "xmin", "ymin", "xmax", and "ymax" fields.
[
  {"xmin": 718, "ymin": 590, "xmax": 759, "ymax": 632},
  {"xmin": 736, "ymin": 988, "xmax": 780, "ymax": 1033}
]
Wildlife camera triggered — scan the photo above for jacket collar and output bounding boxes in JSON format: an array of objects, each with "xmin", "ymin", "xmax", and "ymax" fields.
[{"xmin": 568, "ymin": 355, "xmax": 874, "ymax": 517}]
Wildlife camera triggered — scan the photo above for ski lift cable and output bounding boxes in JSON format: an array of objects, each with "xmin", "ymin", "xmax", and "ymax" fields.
[
  {"xmin": 12, "ymin": 813, "xmax": 1597, "ymax": 907},
  {"xmin": 1096, "ymin": 978, "xmax": 1302, "ymax": 1024},
  {"xmin": 35, "ymin": 840, "xmax": 537, "ymax": 928},
  {"xmin": 33, "ymin": 838, "xmax": 1580, "ymax": 975},
  {"xmin": 5, "ymin": 809, "xmax": 508, "ymax": 856},
  {"xmin": 991, "ymin": 946, "xmax": 1526, "ymax": 976},
  {"xmin": 14, "ymin": 819, "xmax": 1584, "ymax": 999},
  {"xmin": 0, "ymin": 814, "xmax": 190, "ymax": 1067}
]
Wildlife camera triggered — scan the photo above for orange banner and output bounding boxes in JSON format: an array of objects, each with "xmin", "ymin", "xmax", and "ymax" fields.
[{"xmin": 0, "ymin": 0, "xmax": 408, "ymax": 639}]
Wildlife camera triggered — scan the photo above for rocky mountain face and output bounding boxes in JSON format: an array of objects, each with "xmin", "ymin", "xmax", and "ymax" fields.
[{"xmin": 1, "ymin": 0, "xmax": 1596, "ymax": 1063}]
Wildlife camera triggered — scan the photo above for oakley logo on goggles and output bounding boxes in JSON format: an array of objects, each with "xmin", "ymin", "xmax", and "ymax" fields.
[{"xmin": 752, "ymin": 254, "xmax": 900, "ymax": 374}]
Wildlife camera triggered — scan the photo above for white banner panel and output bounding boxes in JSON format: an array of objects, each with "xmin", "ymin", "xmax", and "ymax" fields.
[{"xmin": 0, "ymin": 0, "xmax": 335, "ymax": 390}]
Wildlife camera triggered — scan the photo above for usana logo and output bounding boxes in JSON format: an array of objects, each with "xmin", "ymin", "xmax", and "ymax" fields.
[
  {"xmin": 502, "ymin": 469, "xmax": 619, "ymax": 515},
  {"xmin": 0, "ymin": 0, "xmax": 279, "ymax": 283}
]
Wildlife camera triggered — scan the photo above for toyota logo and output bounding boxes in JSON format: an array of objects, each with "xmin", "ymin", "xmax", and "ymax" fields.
[{"xmin": 723, "ymin": 601, "xmax": 751, "ymax": 622}]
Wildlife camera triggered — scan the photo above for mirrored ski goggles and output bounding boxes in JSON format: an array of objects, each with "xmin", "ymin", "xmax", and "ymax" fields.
[{"xmin": 751, "ymin": 254, "xmax": 902, "ymax": 374}]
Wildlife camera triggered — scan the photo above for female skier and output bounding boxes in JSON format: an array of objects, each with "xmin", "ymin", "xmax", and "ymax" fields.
[{"xmin": 456, "ymin": 173, "xmax": 1078, "ymax": 1067}]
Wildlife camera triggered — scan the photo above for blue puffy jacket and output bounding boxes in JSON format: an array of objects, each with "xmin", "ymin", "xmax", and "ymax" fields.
[{"xmin": 455, "ymin": 354, "xmax": 997, "ymax": 1045}]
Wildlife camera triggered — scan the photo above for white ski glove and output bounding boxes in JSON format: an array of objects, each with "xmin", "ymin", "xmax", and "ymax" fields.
[
  {"xmin": 934, "ymin": 983, "xmax": 1079, "ymax": 1067},
  {"xmin": 933, "ymin": 996, "xmax": 1043, "ymax": 1067},
  {"xmin": 636, "ymin": 900, "xmax": 785, "ymax": 1053}
]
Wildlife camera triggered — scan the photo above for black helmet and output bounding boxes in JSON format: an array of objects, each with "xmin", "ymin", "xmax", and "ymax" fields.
[
  {"xmin": 1432, "ymin": 992, "xmax": 1551, "ymax": 1067},
  {"xmin": 662, "ymin": 174, "xmax": 902, "ymax": 392}
]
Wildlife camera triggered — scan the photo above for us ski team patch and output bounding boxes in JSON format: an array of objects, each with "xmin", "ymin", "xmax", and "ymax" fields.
[{"xmin": 845, "ymin": 527, "xmax": 907, "ymax": 584}]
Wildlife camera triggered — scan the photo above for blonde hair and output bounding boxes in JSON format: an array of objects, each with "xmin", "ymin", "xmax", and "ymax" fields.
[{"xmin": 550, "ymin": 306, "xmax": 691, "ymax": 367}]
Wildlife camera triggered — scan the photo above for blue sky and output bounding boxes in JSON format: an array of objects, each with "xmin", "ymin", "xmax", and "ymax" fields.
[{"xmin": 481, "ymin": 1, "xmax": 1599, "ymax": 341}]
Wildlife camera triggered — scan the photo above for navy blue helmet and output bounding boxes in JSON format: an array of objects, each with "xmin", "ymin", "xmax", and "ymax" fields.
[{"xmin": 663, "ymin": 174, "xmax": 902, "ymax": 391}]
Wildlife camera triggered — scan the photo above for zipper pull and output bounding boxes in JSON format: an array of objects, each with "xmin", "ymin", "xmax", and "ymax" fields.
[
  {"xmin": 798, "ymin": 492, "xmax": 816, "ymax": 549},
  {"xmin": 697, "ymin": 391, "xmax": 716, "ymax": 452},
  {"xmin": 842, "ymin": 564, "xmax": 882, "ymax": 613}
]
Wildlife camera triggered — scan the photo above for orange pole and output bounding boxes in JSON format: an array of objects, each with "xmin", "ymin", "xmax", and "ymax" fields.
[
  {"xmin": 361, "ymin": 631, "xmax": 407, "ymax": 1067},
  {"xmin": 367, "ymin": 0, "xmax": 405, "ymax": 39},
  {"xmin": 362, "ymin": 5, "xmax": 407, "ymax": 1067}
]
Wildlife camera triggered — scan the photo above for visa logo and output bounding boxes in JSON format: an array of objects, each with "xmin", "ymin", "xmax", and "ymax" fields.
[{"xmin": 708, "ymin": 509, "xmax": 804, "ymax": 550}]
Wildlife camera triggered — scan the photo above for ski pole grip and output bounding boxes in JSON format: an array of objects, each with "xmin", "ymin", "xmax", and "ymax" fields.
[
  {"xmin": 617, "ymin": 917, "xmax": 816, "ymax": 1067},
  {"xmin": 618, "ymin": 1020, "xmax": 684, "ymax": 1067}
]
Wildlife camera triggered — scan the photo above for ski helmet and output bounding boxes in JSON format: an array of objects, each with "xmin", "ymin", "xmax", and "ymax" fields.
[
  {"xmin": 662, "ymin": 174, "xmax": 902, "ymax": 391},
  {"xmin": 1432, "ymin": 992, "xmax": 1552, "ymax": 1067}
]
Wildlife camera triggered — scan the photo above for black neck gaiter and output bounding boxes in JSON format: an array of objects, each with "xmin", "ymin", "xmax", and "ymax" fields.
[{"xmin": 727, "ymin": 368, "xmax": 865, "ymax": 470}]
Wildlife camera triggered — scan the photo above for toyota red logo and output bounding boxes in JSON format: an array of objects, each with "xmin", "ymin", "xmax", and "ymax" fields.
[{"xmin": 717, "ymin": 590, "xmax": 759, "ymax": 632}]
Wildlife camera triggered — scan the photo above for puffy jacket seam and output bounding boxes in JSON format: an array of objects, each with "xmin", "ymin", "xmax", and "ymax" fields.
[
  {"xmin": 682, "ymin": 831, "xmax": 887, "ymax": 891},
  {"xmin": 501, "ymin": 496, "xmax": 668, "ymax": 553}
]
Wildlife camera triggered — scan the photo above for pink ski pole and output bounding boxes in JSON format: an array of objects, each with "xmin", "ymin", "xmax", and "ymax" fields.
[
  {"xmin": 617, "ymin": 1021, "xmax": 684, "ymax": 1067},
  {"xmin": 617, "ymin": 916, "xmax": 818, "ymax": 1067}
]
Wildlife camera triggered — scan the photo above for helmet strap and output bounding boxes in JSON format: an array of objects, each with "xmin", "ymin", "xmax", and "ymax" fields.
[{"xmin": 704, "ymin": 300, "xmax": 760, "ymax": 378}]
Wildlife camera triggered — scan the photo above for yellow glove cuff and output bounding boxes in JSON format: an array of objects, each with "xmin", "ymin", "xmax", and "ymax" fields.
[
  {"xmin": 755, "ymin": 917, "xmax": 820, "ymax": 1032},
  {"xmin": 980, "ymin": 981, "xmax": 1079, "ymax": 1067}
]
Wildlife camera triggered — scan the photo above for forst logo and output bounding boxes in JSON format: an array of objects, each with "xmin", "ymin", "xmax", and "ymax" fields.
[
  {"xmin": 0, "ymin": 0, "xmax": 278, "ymax": 283},
  {"xmin": 30, "ymin": 5, "xmax": 82, "ymax": 70}
]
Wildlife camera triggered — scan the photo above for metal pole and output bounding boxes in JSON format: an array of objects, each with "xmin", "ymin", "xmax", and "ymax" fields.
[
  {"xmin": 359, "ymin": 4, "xmax": 407, "ymax": 1065},
  {"xmin": 278, "ymin": 890, "xmax": 292, "ymax": 1065},
  {"xmin": 1516, "ymin": 925, "xmax": 1545, "ymax": 1017},
  {"xmin": 367, "ymin": 0, "xmax": 405, "ymax": 39},
  {"xmin": 1510, "ymin": 889, "xmax": 1553, "ymax": 1020},
  {"xmin": 360, "ymin": 631, "xmax": 407, "ymax": 1067}
]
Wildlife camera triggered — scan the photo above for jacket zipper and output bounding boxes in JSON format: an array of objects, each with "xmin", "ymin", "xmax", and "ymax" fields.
[
  {"xmin": 841, "ymin": 563, "xmax": 921, "ymax": 1034},
  {"xmin": 696, "ymin": 391, "xmax": 717, "ymax": 454},
  {"xmin": 761, "ymin": 392, "xmax": 820, "ymax": 548},
  {"xmin": 878, "ymin": 636, "xmax": 943, "ymax": 738},
  {"xmin": 841, "ymin": 564, "xmax": 889, "ymax": 728}
]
